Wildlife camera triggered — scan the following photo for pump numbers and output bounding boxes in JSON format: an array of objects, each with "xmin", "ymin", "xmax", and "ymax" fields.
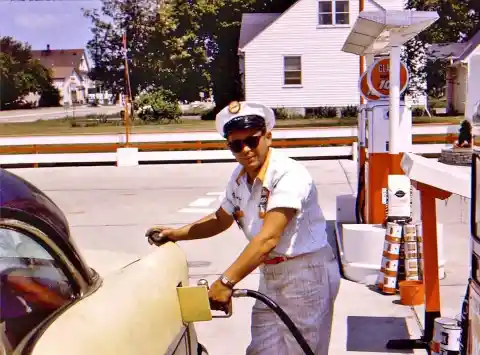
[{"xmin": 382, "ymin": 188, "xmax": 388, "ymax": 205}]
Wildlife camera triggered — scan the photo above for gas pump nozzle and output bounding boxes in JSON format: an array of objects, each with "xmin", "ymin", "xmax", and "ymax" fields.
[{"xmin": 197, "ymin": 279, "xmax": 233, "ymax": 318}]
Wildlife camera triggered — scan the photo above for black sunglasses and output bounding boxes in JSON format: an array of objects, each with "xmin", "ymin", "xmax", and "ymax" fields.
[{"xmin": 228, "ymin": 134, "xmax": 263, "ymax": 153}]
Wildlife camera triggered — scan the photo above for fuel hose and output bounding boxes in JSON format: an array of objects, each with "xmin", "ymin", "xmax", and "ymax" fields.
[
  {"xmin": 232, "ymin": 289, "xmax": 315, "ymax": 355},
  {"xmin": 355, "ymin": 163, "xmax": 366, "ymax": 224}
]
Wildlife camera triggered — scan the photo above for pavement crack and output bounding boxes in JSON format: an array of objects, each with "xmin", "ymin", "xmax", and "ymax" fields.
[
  {"xmin": 410, "ymin": 306, "xmax": 425, "ymax": 335},
  {"xmin": 338, "ymin": 160, "xmax": 355, "ymax": 193}
]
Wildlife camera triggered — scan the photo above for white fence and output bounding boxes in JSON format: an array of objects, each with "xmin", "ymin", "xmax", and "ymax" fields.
[
  {"xmin": 0, "ymin": 124, "xmax": 456, "ymax": 166},
  {"xmin": 0, "ymin": 124, "xmax": 458, "ymax": 147}
]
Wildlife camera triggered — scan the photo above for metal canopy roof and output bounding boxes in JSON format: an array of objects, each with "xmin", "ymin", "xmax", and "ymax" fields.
[{"xmin": 342, "ymin": 10, "xmax": 439, "ymax": 56}]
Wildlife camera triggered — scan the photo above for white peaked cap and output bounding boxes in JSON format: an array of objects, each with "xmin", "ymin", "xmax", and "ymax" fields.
[{"xmin": 215, "ymin": 101, "xmax": 276, "ymax": 137}]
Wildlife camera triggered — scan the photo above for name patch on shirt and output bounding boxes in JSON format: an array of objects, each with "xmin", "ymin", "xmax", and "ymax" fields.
[{"xmin": 259, "ymin": 187, "xmax": 270, "ymax": 219}]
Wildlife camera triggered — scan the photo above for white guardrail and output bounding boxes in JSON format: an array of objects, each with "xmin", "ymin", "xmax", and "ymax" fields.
[{"xmin": 0, "ymin": 124, "xmax": 457, "ymax": 166}]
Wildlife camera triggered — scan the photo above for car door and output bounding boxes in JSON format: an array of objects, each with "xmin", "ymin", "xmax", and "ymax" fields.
[{"xmin": 0, "ymin": 224, "xmax": 78, "ymax": 354}]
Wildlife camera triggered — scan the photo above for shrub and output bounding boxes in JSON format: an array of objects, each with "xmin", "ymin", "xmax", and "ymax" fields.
[
  {"xmin": 340, "ymin": 105, "xmax": 359, "ymax": 118},
  {"xmin": 307, "ymin": 106, "xmax": 338, "ymax": 118},
  {"xmin": 135, "ymin": 88, "xmax": 181, "ymax": 122},
  {"xmin": 273, "ymin": 107, "xmax": 304, "ymax": 120},
  {"xmin": 201, "ymin": 108, "xmax": 217, "ymax": 120}
]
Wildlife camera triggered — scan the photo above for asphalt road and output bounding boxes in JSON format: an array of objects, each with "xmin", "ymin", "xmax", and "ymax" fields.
[
  {"xmin": 0, "ymin": 105, "xmax": 122, "ymax": 123},
  {"xmin": 7, "ymin": 159, "xmax": 470, "ymax": 354}
]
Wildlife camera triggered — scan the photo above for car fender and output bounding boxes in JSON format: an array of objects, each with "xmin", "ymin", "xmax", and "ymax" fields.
[{"xmin": 30, "ymin": 242, "xmax": 193, "ymax": 355}]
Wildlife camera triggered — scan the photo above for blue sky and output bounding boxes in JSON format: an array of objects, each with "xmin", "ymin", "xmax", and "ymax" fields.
[{"xmin": 0, "ymin": 1, "xmax": 102, "ymax": 51}]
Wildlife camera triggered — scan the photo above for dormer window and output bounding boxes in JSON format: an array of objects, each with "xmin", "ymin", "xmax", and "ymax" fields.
[{"xmin": 318, "ymin": 0, "xmax": 350, "ymax": 26}]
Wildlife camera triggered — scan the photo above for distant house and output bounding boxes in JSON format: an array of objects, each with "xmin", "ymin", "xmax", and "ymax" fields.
[
  {"xmin": 30, "ymin": 44, "xmax": 94, "ymax": 106},
  {"xmin": 428, "ymin": 30, "xmax": 480, "ymax": 118},
  {"xmin": 238, "ymin": 0, "xmax": 405, "ymax": 115}
]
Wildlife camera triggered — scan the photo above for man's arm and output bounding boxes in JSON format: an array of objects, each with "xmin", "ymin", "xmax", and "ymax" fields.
[
  {"xmin": 222, "ymin": 207, "xmax": 296, "ymax": 284},
  {"xmin": 172, "ymin": 207, "xmax": 234, "ymax": 241},
  {"xmin": 221, "ymin": 168, "xmax": 311, "ymax": 285}
]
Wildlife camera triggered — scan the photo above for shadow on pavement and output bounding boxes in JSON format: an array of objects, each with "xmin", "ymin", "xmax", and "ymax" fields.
[
  {"xmin": 326, "ymin": 220, "xmax": 339, "ymax": 255},
  {"xmin": 346, "ymin": 316, "xmax": 414, "ymax": 353}
]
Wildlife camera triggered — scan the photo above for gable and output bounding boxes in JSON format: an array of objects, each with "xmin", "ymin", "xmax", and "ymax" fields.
[
  {"xmin": 457, "ymin": 30, "xmax": 480, "ymax": 62},
  {"xmin": 239, "ymin": 0, "xmax": 405, "ymax": 52},
  {"xmin": 239, "ymin": 13, "xmax": 281, "ymax": 51},
  {"xmin": 239, "ymin": 0, "xmax": 301, "ymax": 52}
]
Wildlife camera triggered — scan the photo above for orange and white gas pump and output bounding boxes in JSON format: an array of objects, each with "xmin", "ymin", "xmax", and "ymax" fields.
[{"xmin": 358, "ymin": 57, "xmax": 412, "ymax": 225}]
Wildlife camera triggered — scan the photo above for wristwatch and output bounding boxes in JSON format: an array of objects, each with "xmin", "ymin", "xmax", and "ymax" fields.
[{"xmin": 219, "ymin": 275, "xmax": 235, "ymax": 289}]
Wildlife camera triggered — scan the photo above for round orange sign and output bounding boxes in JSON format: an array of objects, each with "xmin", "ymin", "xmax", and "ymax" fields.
[
  {"xmin": 367, "ymin": 58, "xmax": 409, "ymax": 98},
  {"xmin": 359, "ymin": 71, "xmax": 380, "ymax": 101}
]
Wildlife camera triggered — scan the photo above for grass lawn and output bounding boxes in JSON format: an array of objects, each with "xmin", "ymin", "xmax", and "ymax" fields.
[{"xmin": 0, "ymin": 115, "xmax": 465, "ymax": 137}]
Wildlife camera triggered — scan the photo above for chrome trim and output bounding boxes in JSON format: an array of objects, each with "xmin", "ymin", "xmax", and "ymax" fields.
[{"xmin": 0, "ymin": 219, "xmax": 90, "ymax": 293}]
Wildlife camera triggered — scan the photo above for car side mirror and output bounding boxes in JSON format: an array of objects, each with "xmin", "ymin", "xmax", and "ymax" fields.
[{"xmin": 176, "ymin": 279, "xmax": 232, "ymax": 323}]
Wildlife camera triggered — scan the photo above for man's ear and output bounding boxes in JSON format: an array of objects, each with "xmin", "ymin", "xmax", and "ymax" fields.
[{"xmin": 265, "ymin": 131, "xmax": 273, "ymax": 145}]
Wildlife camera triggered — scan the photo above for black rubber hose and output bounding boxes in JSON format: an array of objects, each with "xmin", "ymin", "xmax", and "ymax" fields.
[
  {"xmin": 355, "ymin": 163, "xmax": 366, "ymax": 224},
  {"xmin": 232, "ymin": 289, "xmax": 315, "ymax": 355}
]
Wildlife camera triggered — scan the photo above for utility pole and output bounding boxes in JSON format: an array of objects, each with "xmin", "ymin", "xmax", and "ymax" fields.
[{"xmin": 122, "ymin": 30, "xmax": 132, "ymax": 147}]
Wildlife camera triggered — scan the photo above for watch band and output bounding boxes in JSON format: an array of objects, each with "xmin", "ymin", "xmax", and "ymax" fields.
[{"xmin": 219, "ymin": 275, "xmax": 235, "ymax": 289}]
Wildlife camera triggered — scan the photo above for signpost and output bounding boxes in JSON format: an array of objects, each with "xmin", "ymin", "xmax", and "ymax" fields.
[{"xmin": 70, "ymin": 81, "xmax": 77, "ymax": 119}]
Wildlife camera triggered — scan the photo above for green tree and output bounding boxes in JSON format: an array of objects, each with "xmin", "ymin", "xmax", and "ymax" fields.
[
  {"xmin": 0, "ymin": 36, "xmax": 54, "ymax": 109},
  {"xmin": 197, "ymin": 0, "xmax": 298, "ymax": 118},
  {"xmin": 83, "ymin": 0, "xmax": 210, "ymax": 102}
]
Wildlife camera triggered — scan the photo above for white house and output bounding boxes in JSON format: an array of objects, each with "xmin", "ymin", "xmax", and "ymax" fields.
[
  {"xmin": 30, "ymin": 45, "xmax": 94, "ymax": 106},
  {"xmin": 448, "ymin": 31, "xmax": 480, "ymax": 119},
  {"xmin": 238, "ymin": 0, "xmax": 405, "ymax": 114}
]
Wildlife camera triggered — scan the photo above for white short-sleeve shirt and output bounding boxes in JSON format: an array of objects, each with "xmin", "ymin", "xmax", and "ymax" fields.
[{"xmin": 220, "ymin": 148, "xmax": 327, "ymax": 258}]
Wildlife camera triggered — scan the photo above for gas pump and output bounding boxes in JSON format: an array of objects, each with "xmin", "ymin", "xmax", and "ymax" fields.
[
  {"xmin": 359, "ymin": 58, "xmax": 412, "ymax": 225},
  {"xmin": 336, "ymin": 9, "xmax": 440, "ymax": 289}
]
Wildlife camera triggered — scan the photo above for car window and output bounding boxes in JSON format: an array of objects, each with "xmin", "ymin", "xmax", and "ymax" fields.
[{"xmin": 0, "ymin": 227, "xmax": 75, "ymax": 350}]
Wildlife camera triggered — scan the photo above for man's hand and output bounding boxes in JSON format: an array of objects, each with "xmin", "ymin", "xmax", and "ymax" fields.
[
  {"xmin": 145, "ymin": 226, "xmax": 179, "ymax": 246},
  {"xmin": 208, "ymin": 279, "xmax": 233, "ymax": 314}
]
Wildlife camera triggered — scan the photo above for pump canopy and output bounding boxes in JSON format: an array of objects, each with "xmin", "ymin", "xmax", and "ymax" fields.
[{"xmin": 342, "ymin": 10, "xmax": 440, "ymax": 56}]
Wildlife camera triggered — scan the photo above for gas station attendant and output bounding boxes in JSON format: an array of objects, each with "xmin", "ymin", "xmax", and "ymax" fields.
[{"xmin": 146, "ymin": 101, "xmax": 341, "ymax": 354}]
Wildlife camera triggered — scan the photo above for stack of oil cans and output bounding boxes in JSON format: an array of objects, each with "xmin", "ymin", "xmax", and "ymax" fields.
[
  {"xmin": 403, "ymin": 223, "xmax": 423, "ymax": 282},
  {"xmin": 377, "ymin": 221, "xmax": 424, "ymax": 294}
]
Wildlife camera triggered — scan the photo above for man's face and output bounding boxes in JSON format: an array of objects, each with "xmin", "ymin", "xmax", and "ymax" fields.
[{"xmin": 227, "ymin": 128, "xmax": 272, "ymax": 171}]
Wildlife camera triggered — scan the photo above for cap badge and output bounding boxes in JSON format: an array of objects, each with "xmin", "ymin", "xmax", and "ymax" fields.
[{"xmin": 228, "ymin": 101, "xmax": 241, "ymax": 114}]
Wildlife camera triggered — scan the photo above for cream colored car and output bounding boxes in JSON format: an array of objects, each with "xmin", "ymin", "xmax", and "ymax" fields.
[{"xmin": 0, "ymin": 168, "xmax": 209, "ymax": 355}]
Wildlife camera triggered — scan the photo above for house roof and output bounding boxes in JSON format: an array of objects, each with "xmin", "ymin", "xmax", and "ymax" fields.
[
  {"xmin": 427, "ymin": 30, "xmax": 480, "ymax": 65},
  {"xmin": 238, "ymin": 13, "xmax": 281, "ymax": 51},
  {"xmin": 31, "ymin": 47, "xmax": 86, "ymax": 78},
  {"xmin": 457, "ymin": 30, "xmax": 480, "ymax": 62},
  {"xmin": 426, "ymin": 42, "xmax": 469, "ymax": 61},
  {"xmin": 51, "ymin": 66, "xmax": 75, "ymax": 80}
]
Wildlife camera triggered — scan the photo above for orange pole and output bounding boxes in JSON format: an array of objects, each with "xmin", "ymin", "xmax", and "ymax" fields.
[
  {"xmin": 415, "ymin": 181, "xmax": 451, "ymax": 342},
  {"xmin": 123, "ymin": 30, "xmax": 132, "ymax": 147},
  {"xmin": 367, "ymin": 153, "xmax": 389, "ymax": 224},
  {"xmin": 124, "ymin": 95, "xmax": 130, "ymax": 147},
  {"xmin": 358, "ymin": 0, "xmax": 367, "ymax": 222}
]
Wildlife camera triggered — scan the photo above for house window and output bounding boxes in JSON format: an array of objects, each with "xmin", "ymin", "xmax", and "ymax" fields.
[
  {"xmin": 284, "ymin": 56, "xmax": 302, "ymax": 85},
  {"xmin": 318, "ymin": 0, "xmax": 349, "ymax": 25}
]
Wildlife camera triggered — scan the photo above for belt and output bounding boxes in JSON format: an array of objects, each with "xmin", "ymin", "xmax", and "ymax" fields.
[{"xmin": 264, "ymin": 255, "xmax": 296, "ymax": 265}]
